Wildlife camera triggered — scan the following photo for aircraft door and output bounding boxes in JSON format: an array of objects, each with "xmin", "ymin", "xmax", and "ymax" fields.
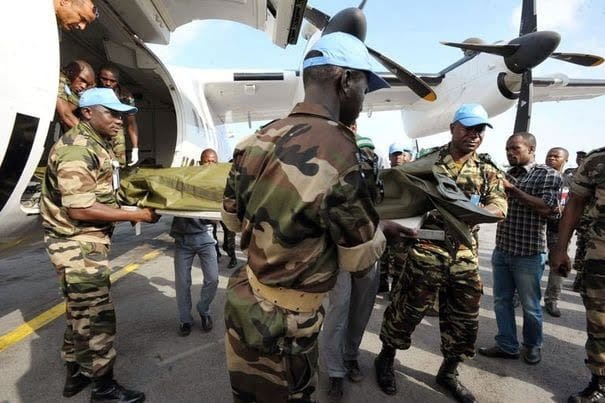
[{"xmin": 0, "ymin": 2, "xmax": 60, "ymax": 241}]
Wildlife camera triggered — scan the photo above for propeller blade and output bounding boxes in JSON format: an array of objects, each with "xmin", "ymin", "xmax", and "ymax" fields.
[
  {"xmin": 519, "ymin": 0, "xmax": 537, "ymax": 35},
  {"xmin": 358, "ymin": 0, "xmax": 368, "ymax": 10},
  {"xmin": 441, "ymin": 41, "xmax": 519, "ymax": 57},
  {"xmin": 550, "ymin": 52, "xmax": 605, "ymax": 67},
  {"xmin": 513, "ymin": 70, "xmax": 533, "ymax": 133},
  {"xmin": 304, "ymin": 5, "xmax": 331, "ymax": 31},
  {"xmin": 367, "ymin": 47, "xmax": 436, "ymax": 102}
]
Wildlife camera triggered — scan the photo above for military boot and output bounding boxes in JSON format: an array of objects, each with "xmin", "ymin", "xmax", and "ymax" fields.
[
  {"xmin": 63, "ymin": 361, "xmax": 91, "ymax": 397},
  {"xmin": 435, "ymin": 358, "xmax": 477, "ymax": 403},
  {"xmin": 91, "ymin": 370, "xmax": 145, "ymax": 403},
  {"xmin": 374, "ymin": 345, "xmax": 397, "ymax": 395},
  {"xmin": 569, "ymin": 375, "xmax": 605, "ymax": 403}
]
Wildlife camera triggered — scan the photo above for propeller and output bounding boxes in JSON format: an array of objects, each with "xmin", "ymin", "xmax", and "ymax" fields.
[
  {"xmin": 441, "ymin": 0, "xmax": 604, "ymax": 133},
  {"xmin": 304, "ymin": 3, "xmax": 436, "ymax": 102}
]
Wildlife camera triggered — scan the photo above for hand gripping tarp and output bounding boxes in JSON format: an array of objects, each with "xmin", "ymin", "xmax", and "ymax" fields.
[{"xmin": 376, "ymin": 152, "xmax": 502, "ymax": 247}]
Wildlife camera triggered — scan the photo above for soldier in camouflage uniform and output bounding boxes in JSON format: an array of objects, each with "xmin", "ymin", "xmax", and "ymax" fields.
[
  {"xmin": 322, "ymin": 132, "xmax": 384, "ymax": 400},
  {"xmin": 97, "ymin": 65, "xmax": 140, "ymax": 166},
  {"xmin": 41, "ymin": 88, "xmax": 158, "ymax": 402},
  {"xmin": 221, "ymin": 32, "xmax": 406, "ymax": 403},
  {"xmin": 562, "ymin": 152, "xmax": 590, "ymax": 293},
  {"xmin": 55, "ymin": 60, "xmax": 95, "ymax": 132},
  {"xmin": 375, "ymin": 104, "xmax": 508, "ymax": 403},
  {"xmin": 550, "ymin": 147, "xmax": 605, "ymax": 402}
]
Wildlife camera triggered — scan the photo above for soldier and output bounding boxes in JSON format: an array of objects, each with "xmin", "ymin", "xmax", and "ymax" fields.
[
  {"xmin": 54, "ymin": 0, "xmax": 97, "ymax": 31},
  {"xmin": 379, "ymin": 143, "xmax": 414, "ymax": 294},
  {"xmin": 56, "ymin": 60, "xmax": 95, "ymax": 131},
  {"xmin": 543, "ymin": 147, "xmax": 569, "ymax": 317},
  {"xmin": 221, "ymin": 32, "xmax": 407, "ymax": 402},
  {"xmin": 550, "ymin": 147, "xmax": 605, "ymax": 402},
  {"xmin": 375, "ymin": 104, "xmax": 508, "ymax": 403},
  {"xmin": 322, "ymin": 130, "xmax": 382, "ymax": 401},
  {"xmin": 563, "ymin": 150, "xmax": 591, "ymax": 293},
  {"xmin": 41, "ymin": 88, "xmax": 159, "ymax": 402},
  {"xmin": 97, "ymin": 65, "xmax": 140, "ymax": 166}
]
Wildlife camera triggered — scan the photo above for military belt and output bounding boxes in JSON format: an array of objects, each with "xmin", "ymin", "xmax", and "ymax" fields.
[{"xmin": 245, "ymin": 266, "xmax": 326, "ymax": 313}]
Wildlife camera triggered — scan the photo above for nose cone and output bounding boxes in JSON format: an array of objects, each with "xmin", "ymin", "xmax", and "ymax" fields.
[
  {"xmin": 322, "ymin": 7, "xmax": 367, "ymax": 41},
  {"xmin": 505, "ymin": 31, "xmax": 561, "ymax": 73}
]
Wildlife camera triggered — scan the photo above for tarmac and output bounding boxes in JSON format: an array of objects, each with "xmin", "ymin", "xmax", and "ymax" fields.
[{"xmin": 0, "ymin": 218, "xmax": 590, "ymax": 402}]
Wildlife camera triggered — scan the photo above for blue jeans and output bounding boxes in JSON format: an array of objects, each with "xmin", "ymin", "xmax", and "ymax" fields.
[
  {"xmin": 491, "ymin": 248, "xmax": 546, "ymax": 353},
  {"xmin": 173, "ymin": 231, "xmax": 219, "ymax": 324}
]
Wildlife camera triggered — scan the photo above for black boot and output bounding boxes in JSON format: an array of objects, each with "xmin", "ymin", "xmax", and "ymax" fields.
[
  {"xmin": 91, "ymin": 370, "xmax": 145, "ymax": 403},
  {"xmin": 435, "ymin": 358, "xmax": 477, "ymax": 403},
  {"xmin": 569, "ymin": 375, "xmax": 605, "ymax": 402},
  {"xmin": 63, "ymin": 361, "xmax": 91, "ymax": 397},
  {"xmin": 374, "ymin": 345, "xmax": 397, "ymax": 395}
]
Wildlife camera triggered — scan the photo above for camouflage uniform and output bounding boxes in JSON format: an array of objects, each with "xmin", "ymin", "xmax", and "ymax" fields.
[
  {"xmin": 221, "ymin": 102, "xmax": 386, "ymax": 402},
  {"xmin": 40, "ymin": 121, "xmax": 119, "ymax": 378},
  {"xmin": 569, "ymin": 147, "xmax": 605, "ymax": 375},
  {"xmin": 380, "ymin": 145, "xmax": 507, "ymax": 361},
  {"xmin": 58, "ymin": 71, "xmax": 81, "ymax": 108},
  {"xmin": 110, "ymin": 86, "xmax": 136, "ymax": 166}
]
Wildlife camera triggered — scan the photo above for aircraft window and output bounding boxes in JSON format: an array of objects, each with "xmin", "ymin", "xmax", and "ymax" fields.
[{"xmin": 0, "ymin": 113, "xmax": 39, "ymax": 211}]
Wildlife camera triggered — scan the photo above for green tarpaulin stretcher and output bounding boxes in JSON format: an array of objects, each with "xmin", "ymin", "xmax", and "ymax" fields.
[{"xmin": 119, "ymin": 158, "xmax": 502, "ymax": 247}]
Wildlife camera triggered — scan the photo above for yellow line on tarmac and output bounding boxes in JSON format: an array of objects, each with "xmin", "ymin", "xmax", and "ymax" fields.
[{"xmin": 0, "ymin": 251, "xmax": 162, "ymax": 353}]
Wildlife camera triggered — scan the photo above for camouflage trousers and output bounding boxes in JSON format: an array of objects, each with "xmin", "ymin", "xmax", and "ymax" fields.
[
  {"xmin": 545, "ymin": 230, "xmax": 563, "ymax": 303},
  {"xmin": 225, "ymin": 267, "xmax": 322, "ymax": 402},
  {"xmin": 379, "ymin": 240, "xmax": 409, "ymax": 288},
  {"xmin": 581, "ymin": 259, "xmax": 605, "ymax": 376},
  {"xmin": 45, "ymin": 235, "xmax": 116, "ymax": 378},
  {"xmin": 380, "ymin": 243, "xmax": 482, "ymax": 361},
  {"xmin": 111, "ymin": 130, "xmax": 126, "ymax": 166},
  {"xmin": 574, "ymin": 228, "xmax": 590, "ymax": 274},
  {"xmin": 214, "ymin": 222, "xmax": 236, "ymax": 258}
]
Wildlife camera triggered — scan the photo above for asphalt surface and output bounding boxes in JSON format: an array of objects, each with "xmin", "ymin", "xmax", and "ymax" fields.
[{"xmin": 0, "ymin": 219, "xmax": 590, "ymax": 402}]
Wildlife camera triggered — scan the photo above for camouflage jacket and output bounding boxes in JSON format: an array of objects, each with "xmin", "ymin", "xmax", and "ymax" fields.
[
  {"xmin": 222, "ymin": 102, "xmax": 386, "ymax": 293},
  {"xmin": 570, "ymin": 147, "xmax": 605, "ymax": 261},
  {"xmin": 40, "ymin": 122, "xmax": 118, "ymax": 243},
  {"xmin": 418, "ymin": 144, "xmax": 507, "ymax": 256},
  {"xmin": 57, "ymin": 72, "xmax": 80, "ymax": 107}
]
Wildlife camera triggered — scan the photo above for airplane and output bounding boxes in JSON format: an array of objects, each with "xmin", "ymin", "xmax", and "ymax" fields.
[{"xmin": 1, "ymin": 0, "xmax": 604, "ymax": 249}]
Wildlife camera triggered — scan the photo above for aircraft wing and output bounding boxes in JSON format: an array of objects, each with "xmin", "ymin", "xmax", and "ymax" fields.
[
  {"xmin": 200, "ymin": 70, "xmax": 301, "ymax": 124},
  {"xmin": 200, "ymin": 70, "xmax": 444, "ymax": 125},
  {"xmin": 104, "ymin": 0, "xmax": 306, "ymax": 48},
  {"xmin": 362, "ymin": 73, "xmax": 443, "ymax": 113},
  {"xmin": 532, "ymin": 76, "xmax": 605, "ymax": 102}
]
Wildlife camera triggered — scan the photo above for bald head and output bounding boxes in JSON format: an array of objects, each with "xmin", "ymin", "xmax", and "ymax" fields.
[{"xmin": 200, "ymin": 148, "xmax": 218, "ymax": 166}]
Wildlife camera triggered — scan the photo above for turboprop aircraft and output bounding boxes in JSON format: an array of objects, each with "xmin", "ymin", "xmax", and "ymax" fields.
[
  {"xmin": 0, "ymin": 0, "xmax": 308, "ymax": 248},
  {"xmin": 1, "ymin": 0, "xmax": 605, "ymax": 248}
]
